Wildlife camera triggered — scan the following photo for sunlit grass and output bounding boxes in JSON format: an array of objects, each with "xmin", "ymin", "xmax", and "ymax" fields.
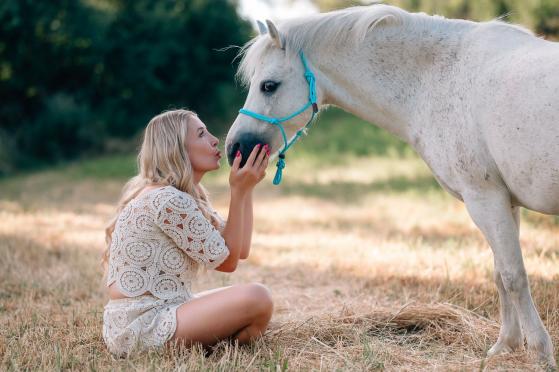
[{"xmin": 1, "ymin": 110, "xmax": 558, "ymax": 370}]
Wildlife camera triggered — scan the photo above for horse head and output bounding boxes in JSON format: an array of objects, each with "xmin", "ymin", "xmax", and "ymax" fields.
[{"xmin": 225, "ymin": 20, "xmax": 321, "ymax": 170}]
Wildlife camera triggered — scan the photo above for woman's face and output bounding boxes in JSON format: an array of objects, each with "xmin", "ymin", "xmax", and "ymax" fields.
[{"xmin": 186, "ymin": 116, "xmax": 221, "ymax": 178}]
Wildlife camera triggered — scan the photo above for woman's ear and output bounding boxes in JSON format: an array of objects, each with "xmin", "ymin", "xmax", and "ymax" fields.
[{"xmin": 265, "ymin": 19, "xmax": 284, "ymax": 49}]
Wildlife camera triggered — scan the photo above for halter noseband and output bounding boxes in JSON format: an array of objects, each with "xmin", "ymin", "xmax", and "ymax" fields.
[{"xmin": 238, "ymin": 52, "xmax": 318, "ymax": 185}]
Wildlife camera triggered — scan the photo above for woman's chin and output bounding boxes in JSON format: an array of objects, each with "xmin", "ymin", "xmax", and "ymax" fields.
[{"xmin": 193, "ymin": 162, "xmax": 220, "ymax": 177}]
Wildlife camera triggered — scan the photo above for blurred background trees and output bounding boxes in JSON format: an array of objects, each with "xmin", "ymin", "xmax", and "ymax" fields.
[
  {"xmin": 0, "ymin": 0, "xmax": 251, "ymax": 175},
  {"xmin": 1, "ymin": 0, "xmax": 557, "ymax": 176}
]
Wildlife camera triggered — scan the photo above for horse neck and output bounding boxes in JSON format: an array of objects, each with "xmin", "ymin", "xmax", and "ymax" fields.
[{"xmin": 312, "ymin": 15, "xmax": 476, "ymax": 142}]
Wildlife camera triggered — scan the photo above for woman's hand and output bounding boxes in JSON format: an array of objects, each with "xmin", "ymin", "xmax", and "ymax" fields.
[
  {"xmin": 229, "ymin": 144, "xmax": 269, "ymax": 193},
  {"xmin": 220, "ymin": 144, "xmax": 268, "ymax": 272}
]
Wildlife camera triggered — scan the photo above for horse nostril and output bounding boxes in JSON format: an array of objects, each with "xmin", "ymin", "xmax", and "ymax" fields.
[
  {"xmin": 227, "ymin": 143, "xmax": 240, "ymax": 166},
  {"xmin": 228, "ymin": 134, "xmax": 270, "ymax": 167}
]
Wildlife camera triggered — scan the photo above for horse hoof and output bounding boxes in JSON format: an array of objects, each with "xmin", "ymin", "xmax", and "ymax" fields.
[
  {"xmin": 538, "ymin": 353, "xmax": 557, "ymax": 372},
  {"xmin": 487, "ymin": 338, "xmax": 523, "ymax": 356},
  {"xmin": 542, "ymin": 360, "xmax": 557, "ymax": 372},
  {"xmin": 487, "ymin": 342, "xmax": 512, "ymax": 356}
]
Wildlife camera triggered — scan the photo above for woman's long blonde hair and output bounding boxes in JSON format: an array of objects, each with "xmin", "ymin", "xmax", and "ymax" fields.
[{"xmin": 102, "ymin": 109, "xmax": 221, "ymax": 269}]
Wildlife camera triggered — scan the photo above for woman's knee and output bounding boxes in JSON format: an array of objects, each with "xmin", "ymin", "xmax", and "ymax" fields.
[{"xmin": 239, "ymin": 283, "xmax": 273, "ymax": 317}]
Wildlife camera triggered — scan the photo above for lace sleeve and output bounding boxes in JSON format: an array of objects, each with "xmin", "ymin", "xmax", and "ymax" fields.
[
  {"xmin": 156, "ymin": 192, "xmax": 229, "ymax": 270},
  {"xmin": 211, "ymin": 210, "xmax": 226, "ymax": 233}
]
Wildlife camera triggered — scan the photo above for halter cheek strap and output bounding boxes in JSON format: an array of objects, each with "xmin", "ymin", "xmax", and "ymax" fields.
[{"xmin": 238, "ymin": 51, "xmax": 319, "ymax": 185}]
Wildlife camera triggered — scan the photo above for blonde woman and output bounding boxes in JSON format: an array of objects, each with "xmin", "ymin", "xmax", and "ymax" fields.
[{"xmin": 102, "ymin": 109, "xmax": 273, "ymax": 357}]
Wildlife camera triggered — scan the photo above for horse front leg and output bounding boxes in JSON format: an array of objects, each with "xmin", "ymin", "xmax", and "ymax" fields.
[
  {"xmin": 463, "ymin": 190, "xmax": 555, "ymax": 368},
  {"xmin": 488, "ymin": 206, "xmax": 523, "ymax": 355}
]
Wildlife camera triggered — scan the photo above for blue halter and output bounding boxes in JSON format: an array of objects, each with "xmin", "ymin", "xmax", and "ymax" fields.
[{"xmin": 239, "ymin": 52, "xmax": 319, "ymax": 185}]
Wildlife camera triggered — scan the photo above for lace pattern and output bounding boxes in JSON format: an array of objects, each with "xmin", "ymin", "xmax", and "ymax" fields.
[
  {"xmin": 106, "ymin": 186, "xmax": 229, "ymax": 300},
  {"xmin": 103, "ymin": 295, "xmax": 188, "ymax": 357},
  {"xmin": 156, "ymin": 193, "xmax": 229, "ymax": 269}
]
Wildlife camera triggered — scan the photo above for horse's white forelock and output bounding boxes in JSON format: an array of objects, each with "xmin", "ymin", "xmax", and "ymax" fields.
[{"xmin": 235, "ymin": 3, "xmax": 533, "ymax": 87}]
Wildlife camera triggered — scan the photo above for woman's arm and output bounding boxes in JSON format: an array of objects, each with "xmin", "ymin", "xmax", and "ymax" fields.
[
  {"xmin": 239, "ymin": 191, "xmax": 253, "ymax": 259},
  {"xmin": 215, "ymin": 188, "xmax": 248, "ymax": 272},
  {"xmin": 215, "ymin": 144, "xmax": 267, "ymax": 272}
]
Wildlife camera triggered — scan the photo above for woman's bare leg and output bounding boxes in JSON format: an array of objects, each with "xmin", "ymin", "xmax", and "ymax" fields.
[
  {"xmin": 169, "ymin": 283, "xmax": 273, "ymax": 347},
  {"xmin": 194, "ymin": 285, "xmax": 231, "ymax": 298}
]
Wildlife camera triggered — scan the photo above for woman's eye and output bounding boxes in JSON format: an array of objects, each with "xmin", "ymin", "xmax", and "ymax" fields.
[
  {"xmin": 199, "ymin": 130, "xmax": 205, "ymax": 137},
  {"xmin": 260, "ymin": 80, "xmax": 280, "ymax": 94}
]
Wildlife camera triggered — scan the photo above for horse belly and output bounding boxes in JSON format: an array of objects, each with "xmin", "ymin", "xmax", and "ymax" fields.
[
  {"xmin": 480, "ymin": 51, "xmax": 559, "ymax": 214},
  {"xmin": 497, "ymin": 151, "xmax": 559, "ymax": 215}
]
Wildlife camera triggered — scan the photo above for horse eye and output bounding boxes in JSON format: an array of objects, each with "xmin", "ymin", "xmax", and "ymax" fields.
[{"xmin": 260, "ymin": 80, "xmax": 280, "ymax": 94}]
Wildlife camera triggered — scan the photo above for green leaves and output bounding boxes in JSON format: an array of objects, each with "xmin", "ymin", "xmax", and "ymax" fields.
[{"xmin": 0, "ymin": 0, "xmax": 251, "ymax": 176}]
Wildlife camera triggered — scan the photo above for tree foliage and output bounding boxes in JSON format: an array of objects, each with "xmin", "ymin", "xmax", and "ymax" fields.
[{"xmin": 0, "ymin": 0, "xmax": 251, "ymax": 175}]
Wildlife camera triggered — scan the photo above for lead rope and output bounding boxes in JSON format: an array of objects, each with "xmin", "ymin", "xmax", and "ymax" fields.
[{"xmin": 273, "ymin": 107, "xmax": 318, "ymax": 185}]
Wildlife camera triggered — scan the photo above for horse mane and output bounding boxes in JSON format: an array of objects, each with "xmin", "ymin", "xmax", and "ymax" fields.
[
  {"xmin": 236, "ymin": 4, "xmax": 533, "ymax": 87},
  {"xmin": 237, "ymin": 4, "xmax": 409, "ymax": 86}
]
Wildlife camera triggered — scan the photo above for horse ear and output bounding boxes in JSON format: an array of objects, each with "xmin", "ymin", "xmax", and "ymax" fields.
[
  {"xmin": 265, "ymin": 19, "xmax": 284, "ymax": 49},
  {"xmin": 257, "ymin": 20, "xmax": 268, "ymax": 35}
]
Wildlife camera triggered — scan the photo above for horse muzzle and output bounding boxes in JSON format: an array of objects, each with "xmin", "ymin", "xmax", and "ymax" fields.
[{"xmin": 226, "ymin": 132, "xmax": 270, "ymax": 167}]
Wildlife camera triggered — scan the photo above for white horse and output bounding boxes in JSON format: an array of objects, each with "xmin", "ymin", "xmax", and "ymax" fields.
[{"xmin": 224, "ymin": 4, "xmax": 559, "ymax": 367}]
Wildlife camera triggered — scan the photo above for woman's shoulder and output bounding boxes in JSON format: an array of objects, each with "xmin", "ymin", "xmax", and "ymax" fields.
[{"xmin": 151, "ymin": 185, "xmax": 197, "ymax": 211}]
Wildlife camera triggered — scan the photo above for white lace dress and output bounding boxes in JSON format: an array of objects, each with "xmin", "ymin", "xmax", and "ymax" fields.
[{"xmin": 102, "ymin": 186, "xmax": 229, "ymax": 357}]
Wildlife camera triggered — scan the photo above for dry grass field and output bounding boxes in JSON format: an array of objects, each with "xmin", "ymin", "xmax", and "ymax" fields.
[{"xmin": 1, "ymin": 114, "xmax": 558, "ymax": 370}]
